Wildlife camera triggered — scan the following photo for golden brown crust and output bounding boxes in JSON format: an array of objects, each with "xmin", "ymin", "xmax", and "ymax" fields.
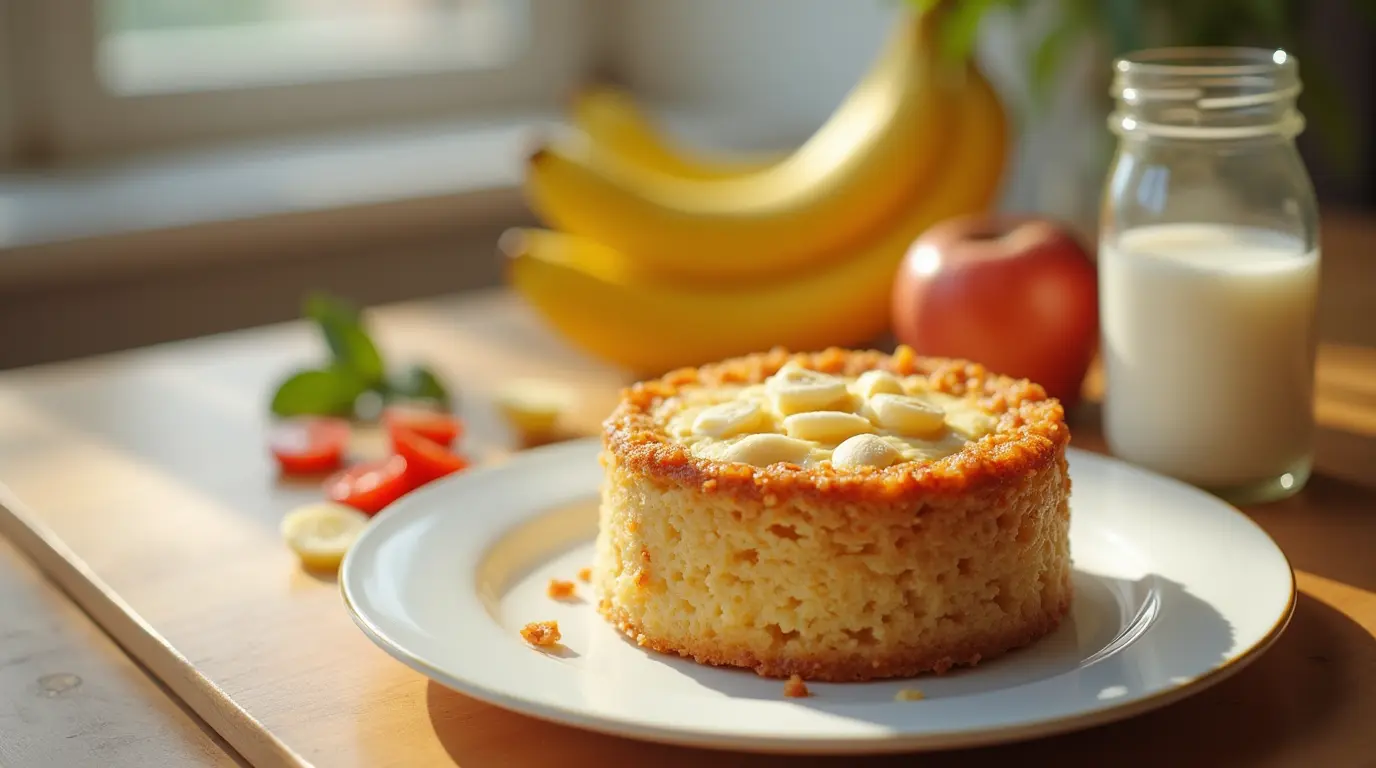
[
  {"xmin": 546, "ymin": 579, "xmax": 576, "ymax": 600},
  {"xmin": 519, "ymin": 620, "xmax": 561, "ymax": 646},
  {"xmin": 599, "ymin": 592, "xmax": 1071, "ymax": 683},
  {"xmin": 782, "ymin": 675, "xmax": 811, "ymax": 698},
  {"xmin": 601, "ymin": 346, "xmax": 1070, "ymax": 508}
]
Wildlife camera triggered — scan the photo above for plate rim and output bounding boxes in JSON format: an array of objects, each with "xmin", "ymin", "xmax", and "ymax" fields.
[{"xmin": 340, "ymin": 438, "xmax": 1297, "ymax": 754}]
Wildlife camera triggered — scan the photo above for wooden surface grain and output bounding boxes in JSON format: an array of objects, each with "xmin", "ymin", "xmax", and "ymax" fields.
[
  {"xmin": 0, "ymin": 215, "xmax": 1373, "ymax": 767},
  {"xmin": 0, "ymin": 535, "xmax": 242, "ymax": 768}
]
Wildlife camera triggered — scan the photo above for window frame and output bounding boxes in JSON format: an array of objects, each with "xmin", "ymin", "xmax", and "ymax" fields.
[
  {"xmin": 0, "ymin": 4, "xmax": 15, "ymax": 165},
  {"xmin": 19, "ymin": 0, "xmax": 596, "ymax": 162}
]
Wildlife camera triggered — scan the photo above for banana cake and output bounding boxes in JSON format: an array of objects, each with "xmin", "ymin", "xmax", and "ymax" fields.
[{"xmin": 593, "ymin": 346, "xmax": 1072, "ymax": 682}]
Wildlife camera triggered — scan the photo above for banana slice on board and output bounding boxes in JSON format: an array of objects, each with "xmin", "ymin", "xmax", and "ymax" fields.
[
  {"xmin": 281, "ymin": 502, "xmax": 370, "ymax": 572},
  {"xmin": 494, "ymin": 379, "xmax": 577, "ymax": 439}
]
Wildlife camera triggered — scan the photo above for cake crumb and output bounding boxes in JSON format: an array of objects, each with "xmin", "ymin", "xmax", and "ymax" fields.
[
  {"xmin": 546, "ymin": 579, "xmax": 576, "ymax": 599},
  {"xmin": 577, "ymin": 567, "xmax": 592, "ymax": 582},
  {"xmin": 894, "ymin": 688, "xmax": 925, "ymax": 701},
  {"xmin": 520, "ymin": 621, "xmax": 561, "ymax": 646},
  {"xmin": 783, "ymin": 674, "xmax": 811, "ymax": 698}
]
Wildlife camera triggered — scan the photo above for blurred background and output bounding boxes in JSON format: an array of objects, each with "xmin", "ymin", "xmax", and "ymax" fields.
[{"xmin": 0, "ymin": 0, "xmax": 1372, "ymax": 369}]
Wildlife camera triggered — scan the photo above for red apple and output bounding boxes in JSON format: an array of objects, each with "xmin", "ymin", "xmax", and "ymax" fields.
[{"xmin": 891, "ymin": 214, "xmax": 1098, "ymax": 408}]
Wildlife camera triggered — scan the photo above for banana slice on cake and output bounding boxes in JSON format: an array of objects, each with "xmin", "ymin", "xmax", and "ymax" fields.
[
  {"xmin": 783, "ymin": 411, "xmax": 875, "ymax": 443},
  {"xmin": 720, "ymin": 434, "xmax": 814, "ymax": 467},
  {"xmin": 832, "ymin": 434, "xmax": 902, "ymax": 469},
  {"xmin": 766, "ymin": 362, "xmax": 850, "ymax": 415},
  {"xmin": 867, "ymin": 393, "xmax": 946, "ymax": 437},
  {"xmin": 692, "ymin": 400, "xmax": 770, "ymax": 438}
]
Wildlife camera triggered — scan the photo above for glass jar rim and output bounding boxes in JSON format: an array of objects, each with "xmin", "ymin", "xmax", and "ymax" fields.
[
  {"xmin": 1114, "ymin": 46, "xmax": 1297, "ymax": 77},
  {"xmin": 1108, "ymin": 46, "xmax": 1304, "ymax": 140}
]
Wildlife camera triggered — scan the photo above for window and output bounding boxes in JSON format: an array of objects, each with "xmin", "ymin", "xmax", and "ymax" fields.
[
  {"xmin": 97, "ymin": 0, "xmax": 528, "ymax": 95},
  {"xmin": 0, "ymin": 6, "xmax": 14, "ymax": 167},
  {"xmin": 7, "ymin": 0, "xmax": 593, "ymax": 161}
]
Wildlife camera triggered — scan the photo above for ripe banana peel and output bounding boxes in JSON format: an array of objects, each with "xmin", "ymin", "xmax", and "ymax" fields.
[
  {"xmin": 525, "ymin": 11, "xmax": 960, "ymax": 281},
  {"xmin": 508, "ymin": 67, "xmax": 1007, "ymax": 375},
  {"xmin": 570, "ymin": 85, "xmax": 784, "ymax": 180}
]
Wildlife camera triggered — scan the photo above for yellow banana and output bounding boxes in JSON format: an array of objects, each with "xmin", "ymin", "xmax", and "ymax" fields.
[
  {"xmin": 524, "ymin": 11, "xmax": 960, "ymax": 282},
  {"xmin": 570, "ymin": 85, "xmax": 785, "ymax": 180},
  {"xmin": 507, "ymin": 66, "xmax": 1006, "ymax": 375}
]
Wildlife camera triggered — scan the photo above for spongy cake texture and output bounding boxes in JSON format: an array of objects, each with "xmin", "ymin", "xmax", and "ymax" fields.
[{"xmin": 594, "ymin": 347, "xmax": 1072, "ymax": 682}]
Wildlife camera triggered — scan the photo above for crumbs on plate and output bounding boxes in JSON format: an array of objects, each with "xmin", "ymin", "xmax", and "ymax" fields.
[
  {"xmin": 783, "ymin": 674, "xmax": 811, "ymax": 699},
  {"xmin": 520, "ymin": 621, "xmax": 561, "ymax": 647},
  {"xmin": 577, "ymin": 567, "xmax": 592, "ymax": 583},
  {"xmin": 547, "ymin": 579, "xmax": 577, "ymax": 600},
  {"xmin": 894, "ymin": 688, "xmax": 925, "ymax": 701}
]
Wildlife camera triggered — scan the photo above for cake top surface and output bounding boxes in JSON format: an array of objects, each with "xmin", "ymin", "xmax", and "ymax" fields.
[
  {"xmin": 655, "ymin": 364, "xmax": 998, "ymax": 470},
  {"xmin": 602, "ymin": 347, "xmax": 1069, "ymax": 501}
]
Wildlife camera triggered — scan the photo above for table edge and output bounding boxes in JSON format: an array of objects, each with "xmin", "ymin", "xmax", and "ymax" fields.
[{"xmin": 0, "ymin": 483, "xmax": 311, "ymax": 768}]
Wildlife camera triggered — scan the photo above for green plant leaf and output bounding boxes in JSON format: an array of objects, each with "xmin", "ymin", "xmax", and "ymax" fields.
[
  {"xmin": 1031, "ymin": 22, "xmax": 1072, "ymax": 105},
  {"xmin": 387, "ymin": 364, "xmax": 453, "ymax": 408},
  {"xmin": 303, "ymin": 293, "xmax": 385, "ymax": 387},
  {"xmin": 934, "ymin": 0, "xmax": 1001, "ymax": 62},
  {"xmin": 270, "ymin": 367, "xmax": 365, "ymax": 417}
]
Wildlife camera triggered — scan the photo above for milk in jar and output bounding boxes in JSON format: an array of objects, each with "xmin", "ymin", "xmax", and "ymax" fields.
[
  {"xmin": 1100, "ymin": 224, "xmax": 1318, "ymax": 488},
  {"xmin": 1098, "ymin": 47, "xmax": 1320, "ymax": 502}
]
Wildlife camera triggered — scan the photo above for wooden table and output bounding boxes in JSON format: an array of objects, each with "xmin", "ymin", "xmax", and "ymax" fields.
[
  {"xmin": 0, "ymin": 231, "xmax": 1373, "ymax": 765},
  {"xmin": 0, "ymin": 536, "xmax": 241, "ymax": 767}
]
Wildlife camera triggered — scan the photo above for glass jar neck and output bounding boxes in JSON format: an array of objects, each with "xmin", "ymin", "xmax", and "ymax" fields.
[{"xmin": 1109, "ymin": 47, "xmax": 1304, "ymax": 141}]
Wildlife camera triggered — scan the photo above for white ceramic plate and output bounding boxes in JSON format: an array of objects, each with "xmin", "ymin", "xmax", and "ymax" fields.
[{"xmin": 341, "ymin": 438, "xmax": 1294, "ymax": 754}]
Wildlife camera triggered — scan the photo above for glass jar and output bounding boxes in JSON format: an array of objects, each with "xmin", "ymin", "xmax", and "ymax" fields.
[{"xmin": 1099, "ymin": 48, "xmax": 1321, "ymax": 505}]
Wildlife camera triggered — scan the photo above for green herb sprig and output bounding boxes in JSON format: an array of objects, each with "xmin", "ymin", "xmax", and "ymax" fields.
[
  {"xmin": 906, "ymin": 0, "xmax": 1376, "ymax": 169},
  {"xmin": 269, "ymin": 293, "xmax": 452, "ymax": 418}
]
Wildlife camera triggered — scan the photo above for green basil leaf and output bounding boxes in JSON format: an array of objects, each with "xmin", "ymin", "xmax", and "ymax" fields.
[
  {"xmin": 387, "ymin": 364, "xmax": 453, "ymax": 408},
  {"xmin": 303, "ymin": 293, "xmax": 385, "ymax": 387},
  {"xmin": 270, "ymin": 367, "xmax": 365, "ymax": 417}
]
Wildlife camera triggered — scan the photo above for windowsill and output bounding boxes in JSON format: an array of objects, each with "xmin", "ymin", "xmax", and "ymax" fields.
[
  {"xmin": 102, "ymin": 6, "xmax": 518, "ymax": 96},
  {"xmin": 0, "ymin": 110, "xmax": 557, "ymax": 289},
  {"xmin": 0, "ymin": 105, "xmax": 803, "ymax": 290}
]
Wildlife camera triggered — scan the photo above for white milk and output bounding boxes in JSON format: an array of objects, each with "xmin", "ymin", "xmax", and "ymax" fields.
[{"xmin": 1100, "ymin": 223, "xmax": 1319, "ymax": 488}]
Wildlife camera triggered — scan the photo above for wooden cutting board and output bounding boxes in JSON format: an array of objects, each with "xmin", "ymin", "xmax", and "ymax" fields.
[{"xmin": 1, "ymin": 290, "xmax": 1374, "ymax": 768}]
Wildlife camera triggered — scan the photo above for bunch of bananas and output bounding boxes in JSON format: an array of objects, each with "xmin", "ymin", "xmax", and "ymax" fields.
[{"xmin": 506, "ymin": 10, "xmax": 1008, "ymax": 375}]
